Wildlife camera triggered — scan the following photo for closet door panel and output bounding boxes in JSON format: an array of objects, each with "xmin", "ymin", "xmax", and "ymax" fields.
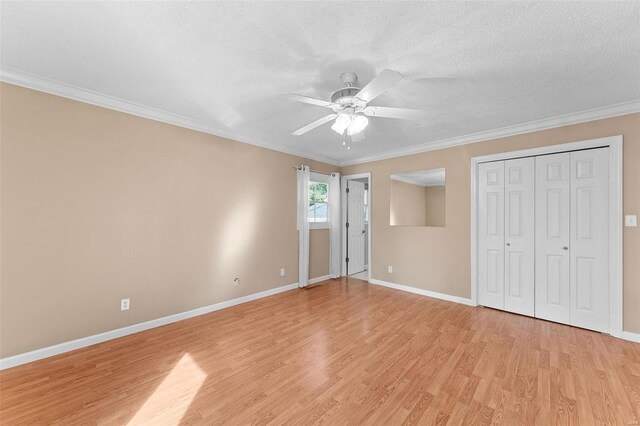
[
  {"xmin": 535, "ymin": 153, "xmax": 571, "ymax": 324},
  {"xmin": 570, "ymin": 148, "xmax": 609, "ymax": 332},
  {"xmin": 504, "ymin": 158, "xmax": 535, "ymax": 316},
  {"xmin": 478, "ymin": 161, "xmax": 505, "ymax": 310}
]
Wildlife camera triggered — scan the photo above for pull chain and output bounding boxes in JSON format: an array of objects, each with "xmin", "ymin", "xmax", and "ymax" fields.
[{"xmin": 342, "ymin": 131, "xmax": 350, "ymax": 150}]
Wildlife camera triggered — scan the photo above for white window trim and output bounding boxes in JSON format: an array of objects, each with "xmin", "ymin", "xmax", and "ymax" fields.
[
  {"xmin": 309, "ymin": 172, "xmax": 330, "ymax": 230},
  {"xmin": 309, "ymin": 222, "xmax": 330, "ymax": 230}
]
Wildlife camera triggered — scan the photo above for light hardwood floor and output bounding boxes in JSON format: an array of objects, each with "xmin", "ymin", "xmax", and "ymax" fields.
[{"xmin": 1, "ymin": 277, "xmax": 639, "ymax": 425}]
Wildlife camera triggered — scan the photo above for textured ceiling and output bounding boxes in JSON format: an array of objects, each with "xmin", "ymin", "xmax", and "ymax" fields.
[{"xmin": 2, "ymin": 1, "xmax": 639, "ymax": 164}]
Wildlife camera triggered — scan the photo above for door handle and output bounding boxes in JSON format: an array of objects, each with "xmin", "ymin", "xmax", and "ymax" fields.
[
  {"xmin": 506, "ymin": 243, "xmax": 510, "ymax": 246},
  {"xmin": 562, "ymin": 246, "xmax": 568, "ymax": 250},
  {"xmin": 362, "ymin": 230, "xmax": 365, "ymax": 234}
]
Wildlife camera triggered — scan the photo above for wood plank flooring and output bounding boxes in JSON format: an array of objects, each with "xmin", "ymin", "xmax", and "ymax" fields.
[{"xmin": 1, "ymin": 277, "xmax": 639, "ymax": 425}]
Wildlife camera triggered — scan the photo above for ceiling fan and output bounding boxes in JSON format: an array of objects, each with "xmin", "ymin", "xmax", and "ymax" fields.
[{"xmin": 289, "ymin": 69, "xmax": 427, "ymax": 142}]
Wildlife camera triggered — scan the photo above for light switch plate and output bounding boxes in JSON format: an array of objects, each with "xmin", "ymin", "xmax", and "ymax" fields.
[{"xmin": 625, "ymin": 215, "xmax": 637, "ymax": 227}]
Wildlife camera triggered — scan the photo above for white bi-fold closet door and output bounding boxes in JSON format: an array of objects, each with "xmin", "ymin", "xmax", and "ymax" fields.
[
  {"xmin": 478, "ymin": 158, "xmax": 535, "ymax": 316},
  {"xmin": 478, "ymin": 147, "xmax": 610, "ymax": 333},
  {"xmin": 535, "ymin": 148, "xmax": 610, "ymax": 332}
]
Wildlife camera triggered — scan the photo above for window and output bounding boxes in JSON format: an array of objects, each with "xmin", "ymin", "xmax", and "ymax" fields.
[
  {"xmin": 308, "ymin": 173, "xmax": 330, "ymax": 229},
  {"xmin": 309, "ymin": 181, "xmax": 328, "ymax": 222}
]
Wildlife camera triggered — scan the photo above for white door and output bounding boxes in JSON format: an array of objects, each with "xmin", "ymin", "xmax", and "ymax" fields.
[
  {"xmin": 569, "ymin": 148, "xmax": 610, "ymax": 332},
  {"xmin": 347, "ymin": 180, "xmax": 365, "ymax": 275},
  {"xmin": 504, "ymin": 158, "xmax": 535, "ymax": 316},
  {"xmin": 478, "ymin": 161, "xmax": 505, "ymax": 310},
  {"xmin": 535, "ymin": 153, "xmax": 571, "ymax": 324}
]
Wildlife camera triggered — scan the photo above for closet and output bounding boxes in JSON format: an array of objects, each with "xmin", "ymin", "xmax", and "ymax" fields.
[{"xmin": 478, "ymin": 147, "xmax": 610, "ymax": 333}]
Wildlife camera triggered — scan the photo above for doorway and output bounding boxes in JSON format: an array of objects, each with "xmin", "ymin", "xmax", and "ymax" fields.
[{"xmin": 341, "ymin": 173, "xmax": 371, "ymax": 281}]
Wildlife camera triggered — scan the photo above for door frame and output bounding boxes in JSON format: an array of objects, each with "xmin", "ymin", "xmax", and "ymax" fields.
[
  {"xmin": 341, "ymin": 172, "xmax": 372, "ymax": 281},
  {"xmin": 470, "ymin": 135, "xmax": 623, "ymax": 337}
]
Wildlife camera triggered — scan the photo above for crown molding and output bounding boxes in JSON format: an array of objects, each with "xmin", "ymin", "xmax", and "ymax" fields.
[
  {"xmin": 338, "ymin": 100, "xmax": 640, "ymax": 166},
  {"xmin": 3, "ymin": 68, "xmax": 638, "ymax": 168},
  {"xmin": 0, "ymin": 68, "xmax": 340, "ymax": 166}
]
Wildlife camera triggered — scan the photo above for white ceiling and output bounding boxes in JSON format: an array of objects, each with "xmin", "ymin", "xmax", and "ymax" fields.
[
  {"xmin": 391, "ymin": 168, "xmax": 446, "ymax": 187},
  {"xmin": 2, "ymin": 2, "xmax": 639, "ymax": 165}
]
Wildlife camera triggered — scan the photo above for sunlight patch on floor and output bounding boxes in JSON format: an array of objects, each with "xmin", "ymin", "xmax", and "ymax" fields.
[{"xmin": 128, "ymin": 353, "xmax": 207, "ymax": 425}]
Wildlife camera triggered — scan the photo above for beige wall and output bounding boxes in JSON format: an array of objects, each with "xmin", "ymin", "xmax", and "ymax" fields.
[
  {"xmin": 0, "ymin": 83, "xmax": 335, "ymax": 357},
  {"xmin": 1, "ymin": 82, "xmax": 638, "ymax": 360},
  {"xmin": 389, "ymin": 180, "xmax": 446, "ymax": 227},
  {"xmin": 343, "ymin": 113, "xmax": 640, "ymax": 334},
  {"xmin": 390, "ymin": 179, "xmax": 427, "ymax": 226},
  {"xmin": 309, "ymin": 230, "xmax": 329, "ymax": 279},
  {"xmin": 424, "ymin": 186, "xmax": 446, "ymax": 227}
]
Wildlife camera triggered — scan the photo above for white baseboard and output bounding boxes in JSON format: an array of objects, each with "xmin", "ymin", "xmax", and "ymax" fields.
[
  {"xmin": 0, "ymin": 282, "xmax": 299, "ymax": 370},
  {"xmin": 309, "ymin": 275, "xmax": 332, "ymax": 285},
  {"xmin": 369, "ymin": 278, "xmax": 476, "ymax": 306},
  {"xmin": 4, "ymin": 278, "xmax": 635, "ymax": 371},
  {"xmin": 370, "ymin": 279, "xmax": 640, "ymax": 345},
  {"xmin": 622, "ymin": 331, "xmax": 640, "ymax": 343}
]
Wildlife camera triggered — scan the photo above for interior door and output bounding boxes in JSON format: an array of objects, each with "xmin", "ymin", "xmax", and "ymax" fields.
[
  {"xmin": 347, "ymin": 180, "xmax": 365, "ymax": 275},
  {"xmin": 569, "ymin": 148, "xmax": 610, "ymax": 332},
  {"xmin": 535, "ymin": 153, "xmax": 571, "ymax": 324},
  {"xmin": 504, "ymin": 158, "xmax": 535, "ymax": 316},
  {"xmin": 478, "ymin": 161, "xmax": 505, "ymax": 310}
]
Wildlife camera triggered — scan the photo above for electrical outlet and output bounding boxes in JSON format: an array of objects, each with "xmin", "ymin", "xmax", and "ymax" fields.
[
  {"xmin": 625, "ymin": 215, "xmax": 637, "ymax": 227},
  {"xmin": 233, "ymin": 277, "xmax": 240, "ymax": 287},
  {"xmin": 120, "ymin": 298, "xmax": 130, "ymax": 311},
  {"xmin": 388, "ymin": 265, "xmax": 393, "ymax": 273},
  {"xmin": 280, "ymin": 268, "xmax": 285, "ymax": 277}
]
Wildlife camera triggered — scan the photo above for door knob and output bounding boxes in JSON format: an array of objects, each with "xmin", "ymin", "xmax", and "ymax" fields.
[
  {"xmin": 562, "ymin": 246, "xmax": 568, "ymax": 250},
  {"xmin": 506, "ymin": 243, "xmax": 510, "ymax": 246}
]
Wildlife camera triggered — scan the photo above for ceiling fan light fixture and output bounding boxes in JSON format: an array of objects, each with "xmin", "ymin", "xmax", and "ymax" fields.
[
  {"xmin": 331, "ymin": 113, "xmax": 352, "ymax": 134},
  {"xmin": 347, "ymin": 114, "xmax": 368, "ymax": 136},
  {"xmin": 290, "ymin": 69, "xmax": 424, "ymax": 137}
]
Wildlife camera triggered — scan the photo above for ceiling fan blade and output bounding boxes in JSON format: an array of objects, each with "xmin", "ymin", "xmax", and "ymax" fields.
[
  {"xmin": 291, "ymin": 114, "xmax": 337, "ymax": 136},
  {"xmin": 363, "ymin": 105, "xmax": 427, "ymax": 121},
  {"xmin": 355, "ymin": 69, "xmax": 403, "ymax": 104},
  {"xmin": 287, "ymin": 93, "xmax": 336, "ymax": 108},
  {"xmin": 350, "ymin": 130, "xmax": 365, "ymax": 143}
]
